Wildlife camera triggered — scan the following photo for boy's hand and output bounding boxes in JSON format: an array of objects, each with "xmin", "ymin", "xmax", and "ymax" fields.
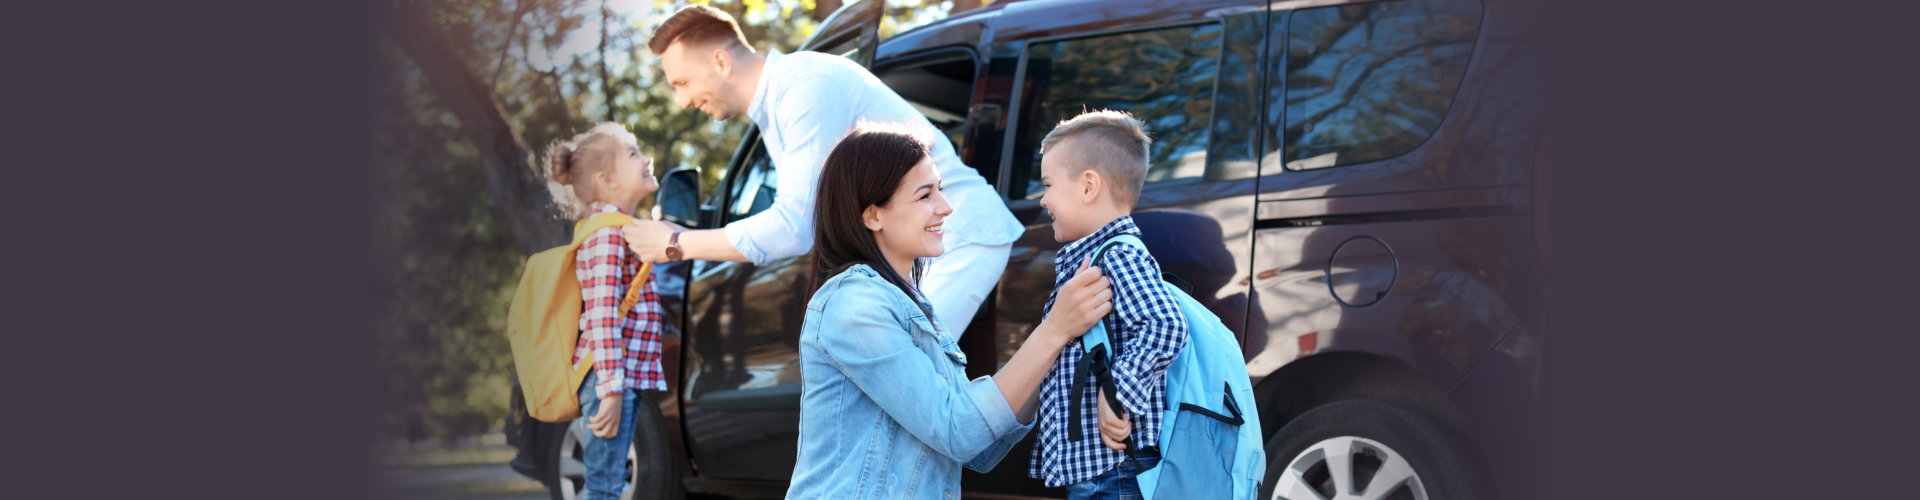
[
  {"xmin": 588, "ymin": 393, "xmax": 623, "ymax": 438},
  {"xmin": 1097, "ymin": 388, "xmax": 1131, "ymax": 451},
  {"xmin": 1045, "ymin": 256, "xmax": 1114, "ymax": 341},
  {"xmin": 621, "ymin": 221, "xmax": 675, "ymax": 263}
]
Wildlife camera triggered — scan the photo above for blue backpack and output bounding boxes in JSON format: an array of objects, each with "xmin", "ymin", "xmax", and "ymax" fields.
[{"xmin": 1074, "ymin": 234, "xmax": 1264, "ymax": 500}]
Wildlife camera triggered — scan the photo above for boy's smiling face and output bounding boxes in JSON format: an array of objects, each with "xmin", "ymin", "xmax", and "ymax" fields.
[{"xmin": 1038, "ymin": 137, "xmax": 1097, "ymax": 243}]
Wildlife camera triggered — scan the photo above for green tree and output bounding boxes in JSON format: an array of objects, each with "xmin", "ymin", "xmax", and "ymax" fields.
[{"xmin": 372, "ymin": 0, "xmax": 970, "ymax": 441}]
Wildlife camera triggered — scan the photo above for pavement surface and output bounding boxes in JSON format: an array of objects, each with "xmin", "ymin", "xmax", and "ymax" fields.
[{"xmin": 372, "ymin": 433, "xmax": 548, "ymax": 500}]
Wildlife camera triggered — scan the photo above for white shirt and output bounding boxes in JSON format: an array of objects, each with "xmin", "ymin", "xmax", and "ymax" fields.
[{"xmin": 723, "ymin": 50, "xmax": 1023, "ymax": 266}]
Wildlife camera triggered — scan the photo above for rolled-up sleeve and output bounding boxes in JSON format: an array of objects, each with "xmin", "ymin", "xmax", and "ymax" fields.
[
  {"xmin": 816, "ymin": 277, "xmax": 1023, "ymax": 464},
  {"xmin": 963, "ymin": 374, "xmax": 1034, "ymax": 472},
  {"xmin": 723, "ymin": 75, "xmax": 860, "ymax": 265},
  {"xmin": 1102, "ymin": 245, "xmax": 1188, "ymax": 427}
]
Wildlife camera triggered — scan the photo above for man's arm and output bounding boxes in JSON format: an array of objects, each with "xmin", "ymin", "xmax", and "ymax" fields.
[
  {"xmin": 625, "ymin": 72, "xmax": 856, "ymax": 264},
  {"xmin": 623, "ymin": 222, "xmax": 748, "ymax": 263}
]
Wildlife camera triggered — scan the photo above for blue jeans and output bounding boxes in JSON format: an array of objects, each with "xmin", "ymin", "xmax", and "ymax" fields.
[
  {"xmin": 1065, "ymin": 460, "xmax": 1142, "ymax": 500},
  {"xmin": 576, "ymin": 372, "xmax": 637, "ymax": 500}
]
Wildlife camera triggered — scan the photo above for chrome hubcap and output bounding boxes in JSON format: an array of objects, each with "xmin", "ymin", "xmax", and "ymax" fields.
[
  {"xmin": 558, "ymin": 421, "xmax": 637, "ymax": 500},
  {"xmin": 1272, "ymin": 436, "xmax": 1426, "ymax": 500}
]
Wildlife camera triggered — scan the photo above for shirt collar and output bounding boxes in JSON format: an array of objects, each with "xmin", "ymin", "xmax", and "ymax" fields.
[
  {"xmin": 747, "ymin": 50, "xmax": 783, "ymax": 125},
  {"xmin": 589, "ymin": 201, "xmax": 630, "ymax": 216},
  {"xmin": 1055, "ymin": 215, "xmax": 1140, "ymax": 275}
]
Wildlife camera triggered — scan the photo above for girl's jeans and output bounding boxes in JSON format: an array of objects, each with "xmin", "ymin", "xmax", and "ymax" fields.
[{"xmin": 576, "ymin": 372, "xmax": 638, "ymax": 500}]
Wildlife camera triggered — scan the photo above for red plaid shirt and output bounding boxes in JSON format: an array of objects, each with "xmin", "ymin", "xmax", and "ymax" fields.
[{"xmin": 572, "ymin": 202, "xmax": 668, "ymax": 399}]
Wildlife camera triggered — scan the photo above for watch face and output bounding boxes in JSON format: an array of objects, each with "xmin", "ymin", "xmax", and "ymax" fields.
[{"xmin": 665, "ymin": 247, "xmax": 683, "ymax": 261}]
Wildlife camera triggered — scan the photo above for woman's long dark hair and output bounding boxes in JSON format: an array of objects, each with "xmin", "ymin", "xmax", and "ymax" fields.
[{"xmin": 809, "ymin": 125, "xmax": 934, "ymax": 315}]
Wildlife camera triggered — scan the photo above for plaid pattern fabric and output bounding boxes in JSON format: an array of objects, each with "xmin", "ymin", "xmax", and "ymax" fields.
[
  {"xmin": 1029, "ymin": 216, "xmax": 1189, "ymax": 487},
  {"xmin": 573, "ymin": 202, "xmax": 669, "ymax": 399}
]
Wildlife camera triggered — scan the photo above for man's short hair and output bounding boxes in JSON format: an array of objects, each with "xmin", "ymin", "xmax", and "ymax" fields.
[
  {"xmin": 1039, "ymin": 109, "xmax": 1153, "ymax": 206},
  {"xmin": 648, "ymin": 5, "xmax": 751, "ymax": 55}
]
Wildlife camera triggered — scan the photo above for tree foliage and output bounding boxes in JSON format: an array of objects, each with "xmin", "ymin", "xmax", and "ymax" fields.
[{"xmin": 372, "ymin": 0, "xmax": 973, "ymax": 440}]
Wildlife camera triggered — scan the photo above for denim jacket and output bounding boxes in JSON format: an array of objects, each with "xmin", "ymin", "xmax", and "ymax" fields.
[{"xmin": 785, "ymin": 264, "xmax": 1032, "ymax": 500}]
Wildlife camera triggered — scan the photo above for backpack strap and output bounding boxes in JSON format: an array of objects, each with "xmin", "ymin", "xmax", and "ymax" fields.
[
  {"xmin": 1077, "ymin": 234, "xmax": 1146, "ymax": 355},
  {"xmin": 572, "ymin": 211, "xmax": 634, "ymax": 245},
  {"xmin": 1066, "ymin": 234, "xmax": 1154, "ymax": 465},
  {"xmin": 574, "ymin": 211, "xmax": 655, "ymax": 350},
  {"xmin": 617, "ymin": 262, "xmax": 655, "ymax": 317}
]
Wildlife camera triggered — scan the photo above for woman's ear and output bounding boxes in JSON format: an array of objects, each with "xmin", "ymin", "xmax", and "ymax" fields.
[{"xmin": 862, "ymin": 205, "xmax": 883, "ymax": 232}]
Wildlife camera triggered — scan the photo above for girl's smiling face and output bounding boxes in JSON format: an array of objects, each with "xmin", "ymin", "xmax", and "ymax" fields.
[{"xmin": 607, "ymin": 139, "xmax": 658, "ymax": 208}]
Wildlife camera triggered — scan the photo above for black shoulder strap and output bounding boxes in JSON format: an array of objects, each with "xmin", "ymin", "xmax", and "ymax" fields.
[{"xmin": 1067, "ymin": 234, "xmax": 1164, "ymax": 469}]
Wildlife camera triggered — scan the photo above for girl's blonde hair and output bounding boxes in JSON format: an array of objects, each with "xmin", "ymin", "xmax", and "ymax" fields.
[{"xmin": 542, "ymin": 122, "xmax": 639, "ymax": 219}]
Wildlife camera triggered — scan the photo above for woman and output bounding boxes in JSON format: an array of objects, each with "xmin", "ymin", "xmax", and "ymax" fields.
[{"xmin": 785, "ymin": 125, "xmax": 1116, "ymax": 499}]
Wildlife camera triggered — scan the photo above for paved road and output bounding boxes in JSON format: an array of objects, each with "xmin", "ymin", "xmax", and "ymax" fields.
[
  {"xmin": 373, "ymin": 463, "xmax": 547, "ymax": 500},
  {"xmin": 372, "ymin": 433, "xmax": 548, "ymax": 500}
]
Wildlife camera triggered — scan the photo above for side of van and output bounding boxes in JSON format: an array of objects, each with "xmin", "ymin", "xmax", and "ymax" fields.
[{"xmin": 511, "ymin": 0, "xmax": 1548, "ymax": 498}]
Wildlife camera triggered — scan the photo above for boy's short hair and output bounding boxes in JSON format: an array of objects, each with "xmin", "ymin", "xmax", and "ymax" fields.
[
  {"xmin": 648, "ymin": 5, "xmax": 751, "ymax": 55},
  {"xmin": 1039, "ymin": 109, "xmax": 1152, "ymax": 207}
]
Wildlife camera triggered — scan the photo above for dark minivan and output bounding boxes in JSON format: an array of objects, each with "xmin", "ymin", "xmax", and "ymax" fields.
[{"xmin": 510, "ymin": 0, "xmax": 1548, "ymax": 498}]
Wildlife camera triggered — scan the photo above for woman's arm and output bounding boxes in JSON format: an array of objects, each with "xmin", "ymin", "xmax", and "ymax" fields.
[
  {"xmin": 813, "ymin": 276, "xmax": 1025, "ymax": 463},
  {"xmin": 992, "ymin": 257, "xmax": 1114, "ymax": 423}
]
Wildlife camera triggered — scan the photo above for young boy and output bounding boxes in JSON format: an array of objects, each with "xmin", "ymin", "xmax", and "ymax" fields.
[{"xmin": 1030, "ymin": 110, "xmax": 1189, "ymax": 499}]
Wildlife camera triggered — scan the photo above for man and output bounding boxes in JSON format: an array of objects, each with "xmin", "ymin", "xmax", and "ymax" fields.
[{"xmin": 623, "ymin": 5, "xmax": 1022, "ymax": 336}]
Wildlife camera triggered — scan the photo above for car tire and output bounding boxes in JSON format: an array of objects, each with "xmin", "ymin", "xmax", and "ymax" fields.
[
  {"xmin": 1261, "ymin": 400, "xmax": 1488, "ymax": 500},
  {"xmin": 541, "ymin": 393, "xmax": 684, "ymax": 500},
  {"xmin": 629, "ymin": 392, "xmax": 685, "ymax": 500}
]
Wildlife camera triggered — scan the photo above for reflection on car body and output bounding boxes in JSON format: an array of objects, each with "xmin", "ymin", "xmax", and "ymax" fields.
[{"xmin": 513, "ymin": 0, "xmax": 1548, "ymax": 498}]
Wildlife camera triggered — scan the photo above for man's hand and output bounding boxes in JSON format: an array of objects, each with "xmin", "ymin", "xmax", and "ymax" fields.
[
  {"xmin": 1097, "ymin": 388, "xmax": 1131, "ymax": 451},
  {"xmin": 622, "ymin": 221, "xmax": 676, "ymax": 263},
  {"xmin": 588, "ymin": 393, "xmax": 623, "ymax": 438},
  {"xmin": 1041, "ymin": 256, "xmax": 1113, "ymax": 342}
]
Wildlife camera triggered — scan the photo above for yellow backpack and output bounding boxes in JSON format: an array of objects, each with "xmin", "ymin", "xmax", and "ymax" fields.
[{"xmin": 506, "ymin": 211, "xmax": 654, "ymax": 423}]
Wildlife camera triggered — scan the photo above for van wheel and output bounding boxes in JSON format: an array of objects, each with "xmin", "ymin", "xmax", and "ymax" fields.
[
  {"xmin": 1261, "ymin": 400, "xmax": 1487, "ymax": 500},
  {"xmin": 543, "ymin": 393, "xmax": 683, "ymax": 500},
  {"xmin": 629, "ymin": 392, "xmax": 685, "ymax": 500}
]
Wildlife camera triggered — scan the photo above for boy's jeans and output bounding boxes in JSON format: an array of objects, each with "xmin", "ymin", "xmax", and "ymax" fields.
[
  {"xmin": 1065, "ymin": 459, "xmax": 1142, "ymax": 500},
  {"xmin": 576, "ymin": 372, "xmax": 638, "ymax": 500}
]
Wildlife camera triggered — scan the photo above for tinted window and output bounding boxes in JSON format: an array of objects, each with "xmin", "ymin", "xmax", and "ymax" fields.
[
  {"xmin": 1009, "ymin": 23, "xmax": 1222, "ymax": 199},
  {"xmin": 1283, "ymin": 0, "xmax": 1482, "ymax": 170},
  {"xmin": 726, "ymin": 139, "xmax": 777, "ymax": 221},
  {"xmin": 877, "ymin": 53, "xmax": 977, "ymax": 160}
]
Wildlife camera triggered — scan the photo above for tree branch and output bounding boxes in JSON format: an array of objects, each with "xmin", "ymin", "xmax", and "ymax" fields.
[
  {"xmin": 383, "ymin": 0, "xmax": 568, "ymax": 255},
  {"xmin": 489, "ymin": 0, "xmax": 534, "ymax": 89},
  {"xmin": 599, "ymin": 0, "xmax": 615, "ymax": 123}
]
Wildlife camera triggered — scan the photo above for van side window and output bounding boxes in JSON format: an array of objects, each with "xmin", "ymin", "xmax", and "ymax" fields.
[
  {"xmin": 1008, "ymin": 23, "xmax": 1223, "ymax": 200},
  {"xmin": 726, "ymin": 139, "xmax": 777, "ymax": 221},
  {"xmin": 1282, "ymin": 0, "xmax": 1483, "ymax": 170}
]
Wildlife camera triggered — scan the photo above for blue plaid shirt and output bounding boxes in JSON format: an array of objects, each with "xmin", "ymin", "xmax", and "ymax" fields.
[{"xmin": 1029, "ymin": 216, "xmax": 1189, "ymax": 487}]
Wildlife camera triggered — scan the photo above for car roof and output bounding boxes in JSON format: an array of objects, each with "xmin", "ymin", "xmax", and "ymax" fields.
[{"xmin": 875, "ymin": 0, "xmax": 1265, "ymax": 62}]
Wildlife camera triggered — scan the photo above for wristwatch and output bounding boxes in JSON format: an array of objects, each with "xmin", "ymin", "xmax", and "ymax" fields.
[{"xmin": 665, "ymin": 230, "xmax": 684, "ymax": 261}]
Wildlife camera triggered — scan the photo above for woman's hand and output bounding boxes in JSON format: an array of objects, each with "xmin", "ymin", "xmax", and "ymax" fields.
[
  {"xmin": 997, "ymin": 257, "xmax": 1116, "ymax": 422},
  {"xmin": 1036, "ymin": 256, "xmax": 1113, "ymax": 344}
]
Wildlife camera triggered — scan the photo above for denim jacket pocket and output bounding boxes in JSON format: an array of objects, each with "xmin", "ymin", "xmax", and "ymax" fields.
[{"xmin": 909, "ymin": 314, "xmax": 968, "ymax": 367}]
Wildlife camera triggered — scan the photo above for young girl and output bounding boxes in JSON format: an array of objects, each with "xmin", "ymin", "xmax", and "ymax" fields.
[
  {"xmin": 542, "ymin": 122, "xmax": 665, "ymax": 500},
  {"xmin": 784, "ymin": 125, "xmax": 1116, "ymax": 499}
]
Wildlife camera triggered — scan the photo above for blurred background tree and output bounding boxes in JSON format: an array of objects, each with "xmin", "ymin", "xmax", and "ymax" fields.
[{"xmin": 371, "ymin": 0, "xmax": 988, "ymax": 442}]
